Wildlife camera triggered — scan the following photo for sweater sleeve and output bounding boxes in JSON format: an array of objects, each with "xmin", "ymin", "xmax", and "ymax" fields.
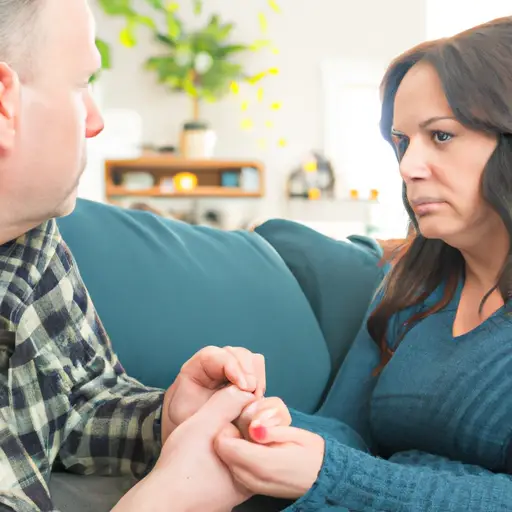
[
  {"xmin": 290, "ymin": 408, "xmax": 369, "ymax": 454},
  {"xmin": 288, "ymin": 439, "xmax": 512, "ymax": 511}
]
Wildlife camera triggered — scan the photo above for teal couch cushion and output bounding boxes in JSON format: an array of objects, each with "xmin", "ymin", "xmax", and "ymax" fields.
[
  {"xmin": 57, "ymin": 200, "xmax": 331, "ymax": 413},
  {"xmin": 255, "ymin": 219, "xmax": 385, "ymax": 385}
]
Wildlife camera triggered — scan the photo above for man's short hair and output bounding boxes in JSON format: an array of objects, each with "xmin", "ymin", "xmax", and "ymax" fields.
[{"xmin": 0, "ymin": 0, "xmax": 42, "ymax": 78}]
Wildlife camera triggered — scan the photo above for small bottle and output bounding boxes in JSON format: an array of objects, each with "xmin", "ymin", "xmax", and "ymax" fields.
[{"xmin": 349, "ymin": 189, "xmax": 359, "ymax": 200}]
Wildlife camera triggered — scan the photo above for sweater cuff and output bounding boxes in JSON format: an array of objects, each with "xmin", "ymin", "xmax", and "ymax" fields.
[{"xmin": 285, "ymin": 434, "xmax": 349, "ymax": 511}]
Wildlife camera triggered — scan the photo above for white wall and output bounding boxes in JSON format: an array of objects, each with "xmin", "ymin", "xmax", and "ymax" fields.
[
  {"xmin": 84, "ymin": 0, "xmax": 427, "ymax": 217},
  {"xmin": 426, "ymin": 0, "xmax": 511, "ymax": 38}
]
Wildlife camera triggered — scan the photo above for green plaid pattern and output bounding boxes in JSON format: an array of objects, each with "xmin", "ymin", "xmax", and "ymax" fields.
[{"xmin": 0, "ymin": 220, "xmax": 164, "ymax": 511}]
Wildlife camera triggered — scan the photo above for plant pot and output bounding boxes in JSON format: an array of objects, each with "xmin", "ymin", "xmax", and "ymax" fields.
[{"xmin": 180, "ymin": 120, "xmax": 217, "ymax": 159}]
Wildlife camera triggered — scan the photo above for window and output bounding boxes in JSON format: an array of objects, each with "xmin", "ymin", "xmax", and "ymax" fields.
[{"xmin": 321, "ymin": 58, "xmax": 408, "ymax": 238}]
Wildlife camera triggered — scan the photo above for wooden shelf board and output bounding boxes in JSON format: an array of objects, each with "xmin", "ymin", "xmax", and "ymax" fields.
[
  {"xmin": 105, "ymin": 157, "xmax": 263, "ymax": 170},
  {"xmin": 106, "ymin": 186, "xmax": 262, "ymax": 198}
]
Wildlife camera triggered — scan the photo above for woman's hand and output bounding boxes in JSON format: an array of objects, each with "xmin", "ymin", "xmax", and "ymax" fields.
[
  {"xmin": 214, "ymin": 424, "xmax": 325, "ymax": 500},
  {"xmin": 234, "ymin": 396, "xmax": 292, "ymax": 442}
]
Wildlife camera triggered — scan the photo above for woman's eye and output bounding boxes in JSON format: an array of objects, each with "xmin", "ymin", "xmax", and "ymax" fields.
[{"xmin": 432, "ymin": 130, "xmax": 453, "ymax": 143}]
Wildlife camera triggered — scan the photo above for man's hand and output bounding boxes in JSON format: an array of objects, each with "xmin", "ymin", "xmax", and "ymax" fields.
[
  {"xmin": 162, "ymin": 346, "xmax": 266, "ymax": 443},
  {"xmin": 113, "ymin": 386, "xmax": 257, "ymax": 512}
]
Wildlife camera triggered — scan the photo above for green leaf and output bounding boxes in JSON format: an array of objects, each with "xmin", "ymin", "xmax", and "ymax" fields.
[
  {"xmin": 267, "ymin": 0, "xmax": 281, "ymax": 13},
  {"xmin": 189, "ymin": 32, "xmax": 215, "ymax": 54},
  {"xmin": 145, "ymin": 56, "xmax": 189, "ymax": 84},
  {"xmin": 246, "ymin": 71, "xmax": 268, "ymax": 84},
  {"xmin": 132, "ymin": 14, "xmax": 156, "ymax": 30},
  {"xmin": 95, "ymin": 38, "xmax": 111, "ymax": 69},
  {"xmin": 164, "ymin": 76, "xmax": 182, "ymax": 89},
  {"xmin": 182, "ymin": 71, "xmax": 198, "ymax": 97},
  {"xmin": 119, "ymin": 21, "xmax": 137, "ymax": 47},
  {"xmin": 166, "ymin": 11, "xmax": 181, "ymax": 39},
  {"xmin": 175, "ymin": 41, "xmax": 192, "ymax": 56},
  {"xmin": 165, "ymin": 1, "xmax": 180, "ymax": 12},
  {"xmin": 258, "ymin": 12, "xmax": 268, "ymax": 33},
  {"xmin": 218, "ymin": 23, "xmax": 234, "ymax": 40},
  {"xmin": 214, "ymin": 44, "xmax": 249, "ymax": 58},
  {"xmin": 199, "ymin": 60, "xmax": 244, "ymax": 98},
  {"xmin": 193, "ymin": 0, "xmax": 203, "ymax": 15},
  {"xmin": 250, "ymin": 39, "xmax": 272, "ymax": 51},
  {"xmin": 155, "ymin": 33, "xmax": 176, "ymax": 47},
  {"xmin": 146, "ymin": 0, "xmax": 165, "ymax": 9},
  {"xmin": 199, "ymin": 15, "xmax": 233, "ymax": 42},
  {"xmin": 97, "ymin": 0, "xmax": 134, "ymax": 16},
  {"xmin": 209, "ymin": 14, "xmax": 220, "ymax": 27}
]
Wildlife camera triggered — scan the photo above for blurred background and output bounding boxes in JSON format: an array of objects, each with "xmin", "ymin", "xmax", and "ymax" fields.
[{"xmin": 83, "ymin": 0, "xmax": 511, "ymax": 239}]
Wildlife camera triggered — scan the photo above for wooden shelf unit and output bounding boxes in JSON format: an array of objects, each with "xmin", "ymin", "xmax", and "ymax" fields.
[{"xmin": 104, "ymin": 156, "xmax": 265, "ymax": 201}]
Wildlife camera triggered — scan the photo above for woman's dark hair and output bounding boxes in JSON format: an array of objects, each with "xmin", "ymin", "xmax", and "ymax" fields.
[{"xmin": 368, "ymin": 16, "xmax": 512, "ymax": 371}]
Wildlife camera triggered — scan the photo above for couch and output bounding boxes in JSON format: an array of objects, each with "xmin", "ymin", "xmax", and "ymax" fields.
[{"xmin": 49, "ymin": 198, "xmax": 386, "ymax": 511}]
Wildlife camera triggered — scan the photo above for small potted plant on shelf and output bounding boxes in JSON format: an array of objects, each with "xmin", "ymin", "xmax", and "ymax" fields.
[{"xmin": 96, "ymin": 0, "xmax": 280, "ymax": 158}]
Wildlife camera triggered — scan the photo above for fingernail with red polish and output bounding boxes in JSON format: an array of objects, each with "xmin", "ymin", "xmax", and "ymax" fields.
[{"xmin": 250, "ymin": 422, "xmax": 267, "ymax": 441}]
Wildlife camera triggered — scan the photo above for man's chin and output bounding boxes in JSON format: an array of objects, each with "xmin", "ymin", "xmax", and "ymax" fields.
[{"xmin": 55, "ymin": 191, "xmax": 78, "ymax": 219}]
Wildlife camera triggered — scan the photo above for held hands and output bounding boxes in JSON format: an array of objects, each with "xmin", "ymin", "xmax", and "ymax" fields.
[
  {"xmin": 162, "ymin": 344, "xmax": 325, "ymax": 505},
  {"xmin": 162, "ymin": 345, "xmax": 266, "ymax": 442},
  {"xmin": 220, "ymin": 394, "xmax": 324, "ymax": 500},
  {"xmin": 221, "ymin": 388, "xmax": 325, "ymax": 502},
  {"xmin": 163, "ymin": 342, "xmax": 291, "ymax": 443}
]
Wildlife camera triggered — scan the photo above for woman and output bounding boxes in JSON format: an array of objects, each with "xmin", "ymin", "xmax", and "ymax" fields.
[{"xmin": 215, "ymin": 16, "xmax": 512, "ymax": 511}]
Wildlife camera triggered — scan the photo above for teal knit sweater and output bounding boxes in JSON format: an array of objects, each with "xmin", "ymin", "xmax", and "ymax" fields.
[{"xmin": 286, "ymin": 281, "xmax": 512, "ymax": 511}]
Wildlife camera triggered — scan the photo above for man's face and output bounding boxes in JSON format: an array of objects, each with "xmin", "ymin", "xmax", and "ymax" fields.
[{"xmin": 0, "ymin": 0, "xmax": 104, "ymax": 227}]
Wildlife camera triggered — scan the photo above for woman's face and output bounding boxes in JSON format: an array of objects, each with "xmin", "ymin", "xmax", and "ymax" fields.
[{"xmin": 392, "ymin": 61, "xmax": 500, "ymax": 246}]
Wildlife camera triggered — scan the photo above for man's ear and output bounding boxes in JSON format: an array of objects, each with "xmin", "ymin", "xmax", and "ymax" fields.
[{"xmin": 0, "ymin": 63, "xmax": 19, "ymax": 154}]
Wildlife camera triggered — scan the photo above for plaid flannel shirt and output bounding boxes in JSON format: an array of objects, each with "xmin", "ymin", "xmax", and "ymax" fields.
[{"xmin": 0, "ymin": 220, "xmax": 164, "ymax": 511}]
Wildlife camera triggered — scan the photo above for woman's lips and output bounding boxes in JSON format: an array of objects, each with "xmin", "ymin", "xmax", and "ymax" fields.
[{"xmin": 410, "ymin": 199, "xmax": 446, "ymax": 216}]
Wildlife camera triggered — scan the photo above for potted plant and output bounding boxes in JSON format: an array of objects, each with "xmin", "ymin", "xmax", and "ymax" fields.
[
  {"xmin": 96, "ymin": 0, "xmax": 280, "ymax": 158},
  {"xmin": 91, "ymin": 38, "xmax": 111, "ymax": 85}
]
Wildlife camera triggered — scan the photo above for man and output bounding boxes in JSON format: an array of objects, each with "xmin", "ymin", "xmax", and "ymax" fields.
[{"xmin": 0, "ymin": 1, "xmax": 267, "ymax": 510}]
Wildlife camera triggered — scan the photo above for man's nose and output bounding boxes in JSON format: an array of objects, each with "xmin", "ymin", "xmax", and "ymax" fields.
[{"xmin": 85, "ymin": 95, "xmax": 104, "ymax": 139}]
